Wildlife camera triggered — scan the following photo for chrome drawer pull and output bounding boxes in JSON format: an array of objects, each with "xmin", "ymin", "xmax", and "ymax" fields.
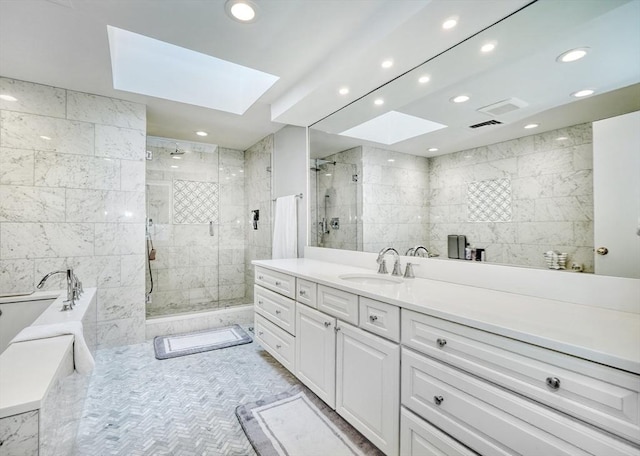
[
  {"xmin": 335, "ymin": 326, "xmax": 341, "ymax": 332},
  {"xmin": 258, "ymin": 331, "xmax": 264, "ymax": 336},
  {"xmin": 275, "ymin": 310, "xmax": 282, "ymax": 314},
  {"xmin": 258, "ymin": 300, "xmax": 263, "ymax": 305},
  {"xmin": 275, "ymin": 281, "xmax": 282, "ymax": 286},
  {"xmin": 434, "ymin": 396, "xmax": 444, "ymax": 406},
  {"xmin": 369, "ymin": 315, "xmax": 378, "ymax": 322},
  {"xmin": 436, "ymin": 338, "xmax": 447, "ymax": 348},
  {"xmin": 546, "ymin": 376, "xmax": 561, "ymax": 390},
  {"xmin": 324, "ymin": 321, "xmax": 332, "ymax": 327},
  {"xmin": 276, "ymin": 344, "xmax": 281, "ymax": 349},
  {"xmin": 299, "ymin": 290, "xmax": 306, "ymax": 295},
  {"xmin": 258, "ymin": 275, "xmax": 264, "ymax": 280}
]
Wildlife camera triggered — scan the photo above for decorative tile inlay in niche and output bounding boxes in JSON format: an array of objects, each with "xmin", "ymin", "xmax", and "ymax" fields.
[
  {"xmin": 173, "ymin": 180, "xmax": 219, "ymax": 224},
  {"xmin": 467, "ymin": 178, "xmax": 512, "ymax": 222}
]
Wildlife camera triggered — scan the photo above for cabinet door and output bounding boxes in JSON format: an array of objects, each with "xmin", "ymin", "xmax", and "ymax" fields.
[
  {"xmin": 295, "ymin": 302, "xmax": 336, "ymax": 408},
  {"xmin": 336, "ymin": 321, "xmax": 400, "ymax": 456}
]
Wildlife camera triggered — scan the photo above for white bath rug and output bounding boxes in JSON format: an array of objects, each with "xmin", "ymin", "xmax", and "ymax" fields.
[
  {"xmin": 153, "ymin": 324, "xmax": 252, "ymax": 359},
  {"xmin": 236, "ymin": 386, "xmax": 384, "ymax": 456}
]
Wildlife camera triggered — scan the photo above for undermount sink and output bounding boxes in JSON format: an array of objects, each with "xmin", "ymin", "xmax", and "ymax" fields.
[{"xmin": 338, "ymin": 273, "xmax": 403, "ymax": 286}]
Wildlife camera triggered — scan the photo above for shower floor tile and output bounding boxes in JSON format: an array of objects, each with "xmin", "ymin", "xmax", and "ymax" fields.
[{"xmin": 74, "ymin": 326, "xmax": 298, "ymax": 455}]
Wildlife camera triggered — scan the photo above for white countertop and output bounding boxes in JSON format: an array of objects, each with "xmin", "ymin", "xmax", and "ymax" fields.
[
  {"xmin": 253, "ymin": 259, "xmax": 640, "ymax": 374},
  {"xmin": 0, "ymin": 288, "xmax": 96, "ymax": 418}
]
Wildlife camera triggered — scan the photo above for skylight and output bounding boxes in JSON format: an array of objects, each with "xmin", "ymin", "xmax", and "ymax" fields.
[
  {"xmin": 107, "ymin": 26, "xmax": 279, "ymax": 115},
  {"xmin": 339, "ymin": 111, "xmax": 447, "ymax": 145}
]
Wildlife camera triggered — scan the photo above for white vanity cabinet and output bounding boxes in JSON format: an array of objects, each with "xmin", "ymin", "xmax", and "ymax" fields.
[
  {"xmin": 401, "ymin": 309, "xmax": 640, "ymax": 455},
  {"xmin": 295, "ymin": 302, "xmax": 336, "ymax": 407},
  {"xmin": 336, "ymin": 321, "xmax": 399, "ymax": 456}
]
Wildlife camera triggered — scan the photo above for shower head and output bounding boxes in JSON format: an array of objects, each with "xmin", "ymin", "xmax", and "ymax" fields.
[
  {"xmin": 315, "ymin": 159, "xmax": 336, "ymax": 166},
  {"xmin": 171, "ymin": 143, "xmax": 186, "ymax": 155}
]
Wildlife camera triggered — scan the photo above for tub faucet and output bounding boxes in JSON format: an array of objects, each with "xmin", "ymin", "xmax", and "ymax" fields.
[
  {"xmin": 376, "ymin": 247, "xmax": 402, "ymax": 276},
  {"xmin": 37, "ymin": 268, "xmax": 77, "ymax": 310}
]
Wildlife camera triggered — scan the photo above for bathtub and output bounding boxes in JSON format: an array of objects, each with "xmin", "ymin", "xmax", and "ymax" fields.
[{"xmin": 0, "ymin": 288, "xmax": 97, "ymax": 455}]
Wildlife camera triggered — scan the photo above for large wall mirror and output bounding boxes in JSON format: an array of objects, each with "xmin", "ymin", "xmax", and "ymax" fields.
[{"xmin": 308, "ymin": 0, "xmax": 640, "ymax": 278}]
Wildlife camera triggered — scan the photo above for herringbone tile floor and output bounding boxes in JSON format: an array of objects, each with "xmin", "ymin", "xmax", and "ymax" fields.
[{"xmin": 74, "ymin": 327, "xmax": 298, "ymax": 456}]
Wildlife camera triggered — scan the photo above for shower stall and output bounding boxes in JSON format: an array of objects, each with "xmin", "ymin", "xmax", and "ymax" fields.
[
  {"xmin": 310, "ymin": 157, "xmax": 360, "ymax": 251},
  {"xmin": 145, "ymin": 137, "xmax": 249, "ymax": 318}
]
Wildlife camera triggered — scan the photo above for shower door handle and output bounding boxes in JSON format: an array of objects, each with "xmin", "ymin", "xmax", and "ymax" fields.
[{"xmin": 209, "ymin": 221, "xmax": 214, "ymax": 236}]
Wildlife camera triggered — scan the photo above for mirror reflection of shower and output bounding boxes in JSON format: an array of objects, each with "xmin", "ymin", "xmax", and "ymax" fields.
[{"xmin": 310, "ymin": 157, "xmax": 359, "ymax": 250}]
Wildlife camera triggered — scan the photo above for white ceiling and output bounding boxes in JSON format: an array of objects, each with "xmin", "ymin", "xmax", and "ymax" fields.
[
  {"xmin": 0, "ymin": 0, "xmax": 531, "ymax": 151},
  {"xmin": 311, "ymin": 0, "xmax": 640, "ymax": 158}
]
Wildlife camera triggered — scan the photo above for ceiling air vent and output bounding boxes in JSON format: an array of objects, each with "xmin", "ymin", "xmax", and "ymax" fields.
[
  {"xmin": 469, "ymin": 119, "xmax": 503, "ymax": 129},
  {"xmin": 477, "ymin": 97, "xmax": 528, "ymax": 117}
]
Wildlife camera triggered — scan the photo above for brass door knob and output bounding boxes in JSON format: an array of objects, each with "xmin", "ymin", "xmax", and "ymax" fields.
[{"xmin": 596, "ymin": 247, "xmax": 609, "ymax": 255}]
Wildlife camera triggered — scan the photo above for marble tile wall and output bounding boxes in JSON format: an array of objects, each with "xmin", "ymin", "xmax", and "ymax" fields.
[
  {"xmin": 0, "ymin": 410, "xmax": 38, "ymax": 456},
  {"xmin": 361, "ymin": 146, "xmax": 430, "ymax": 254},
  {"xmin": 244, "ymin": 134, "xmax": 273, "ymax": 301},
  {"xmin": 145, "ymin": 138, "xmax": 246, "ymax": 317},
  {"xmin": 428, "ymin": 123, "xmax": 594, "ymax": 271},
  {"xmin": 0, "ymin": 77, "xmax": 146, "ymax": 348}
]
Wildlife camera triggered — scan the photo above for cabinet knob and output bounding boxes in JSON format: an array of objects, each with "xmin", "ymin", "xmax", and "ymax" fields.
[
  {"xmin": 258, "ymin": 300, "xmax": 263, "ymax": 305},
  {"xmin": 324, "ymin": 321, "xmax": 332, "ymax": 327},
  {"xmin": 546, "ymin": 376, "xmax": 561, "ymax": 390},
  {"xmin": 433, "ymin": 395, "xmax": 444, "ymax": 406},
  {"xmin": 436, "ymin": 338, "xmax": 447, "ymax": 348},
  {"xmin": 275, "ymin": 310, "xmax": 281, "ymax": 314},
  {"xmin": 276, "ymin": 344, "xmax": 281, "ymax": 349},
  {"xmin": 299, "ymin": 290, "xmax": 306, "ymax": 296},
  {"xmin": 275, "ymin": 281, "xmax": 282, "ymax": 286},
  {"xmin": 596, "ymin": 247, "xmax": 609, "ymax": 256},
  {"xmin": 258, "ymin": 331, "xmax": 264, "ymax": 336},
  {"xmin": 335, "ymin": 326, "xmax": 341, "ymax": 332},
  {"xmin": 369, "ymin": 315, "xmax": 378, "ymax": 322},
  {"xmin": 258, "ymin": 275, "xmax": 264, "ymax": 280}
]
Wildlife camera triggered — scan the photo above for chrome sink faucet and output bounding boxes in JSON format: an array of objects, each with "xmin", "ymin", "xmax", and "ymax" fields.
[
  {"xmin": 376, "ymin": 247, "xmax": 402, "ymax": 276},
  {"xmin": 37, "ymin": 268, "xmax": 80, "ymax": 311},
  {"xmin": 405, "ymin": 245, "xmax": 432, "ymax": 258}
]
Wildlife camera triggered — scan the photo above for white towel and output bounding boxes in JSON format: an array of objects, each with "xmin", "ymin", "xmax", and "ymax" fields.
[
  {"xmin": 272, "ymin": 195, "xmax": 298, "ymax": 259},
  {"xmin": 11, "ymin": 321, "xmax": 95, "ymax": 375}
]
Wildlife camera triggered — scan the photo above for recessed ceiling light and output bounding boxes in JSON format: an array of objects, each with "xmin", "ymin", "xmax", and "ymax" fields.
[
  {"xmin": 524, "ymin": 123, "xmax": 539, "ymax": 129},
  {"xmin": 572, "ymin": 89, "xmax": 595, "ymax": 98},
  {"xmin": 195, "ymin": 131, "xmax": 208, "ymax": 137},
  {"xmin": 451, "ymin": 95, "xmax": 470, "ymax": 103},
  {"xmin": 557, "ymin": 47, "xmax": 589, "ymax": 63},
  {"xmin": 0, "ymin": 94, "xmax": 17, "ymax": 102},
  {"xmin": 418, "ymin": 75, "xmax": 430, "ymax": 84},
  {"xmin": 40, "ymin": 135, "xmax": 52, "ymax": 140},
  {"xmin": 231, "ymin": 173, "xmax": 236, "ymax": 177},
  {"xmin": 556, "ymin": 136, "xmax": 568, "ymax": 141},
  {"xmin": 225, "ymin": 0, "xmax": 258, "ymax": 22},
  {"xmin": 374, "ymin": 98, "xmax": 384, "ymax": 106},
  {"xmin": 219, "ymin": 167, "xmax": 224, "ymax": 170},
  {"xmin": 481, "ymin": 43, "xmax": 496, "ymax": 53},
  {"xmin": 239, "ymin": 169, "xmax": 244, "ymax": 173},
  {"xmin": 387, "ymin": 159, "xmax": 395, "ymax": 162},
  {"xmin": 442, "ymin": 18, "xmax": 458, "ymax": 29},
  {"xmin": 172, "ymin": 156, "xmax": 182, "ymax": 160},
  {"xmin": 325, "ymin": 173, "xmax": 332, "ymax": 177},
  {"xmin": 381, "ymin": 59, "xmax": 393, "ymax": 69},
  {"xmin": 338, "ymin": 87, "xmax": 349, "ymax": 95},
  {"xmin": 171, "ymin": 165, "xmax": 179, "ymax": 168},
  {"xmin": 428, "ymin": 147, "xmax": 439, "ymax": 152}
]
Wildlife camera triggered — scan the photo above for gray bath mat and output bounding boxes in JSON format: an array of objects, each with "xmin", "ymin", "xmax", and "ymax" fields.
[
  {"xmin": 236, "ymin": 385, "xmax": 384, "ymax": 456},
  {"xmin": 154, "ymin": 324, "xmax": 252, "ymax": 360}
]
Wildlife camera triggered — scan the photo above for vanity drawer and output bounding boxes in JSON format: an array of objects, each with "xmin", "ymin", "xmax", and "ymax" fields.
[
  {"xmin": 402, "ymin": 309, "xmax": 640, "ymax": 445},
  {"xmin": 296, "ymin": 279, "xmax": 317, "ymax": 308},
  {"xmin": 402, "ymin": 348, "xmax": 638, "ymax": 456},
  {"xmin": 359, "ymin": 297, "xmax": 400, "ymax": 342},
  {"xmin": 400, "ymin": 407, "xmax": 477, "ymax": 456},
  {"xmin": 254, "ymin": 285, "xmax": 295, "ymax": 335},
  {"xmin": 255, "ymin": 313, "xmax": 295, "ymax": 373},
  {"xmin": 255, "ymin": 267, "xmax": 295, "ymax": 299},
  {"xmin": 317, "ymin": 285, "xmax": 358, "ymax": 325}
]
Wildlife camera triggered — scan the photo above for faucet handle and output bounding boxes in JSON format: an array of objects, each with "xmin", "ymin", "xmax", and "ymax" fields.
[
  {"xmin": 403, "ymin": 262, "xmax": 419, "ymax": 279},
  {"xmin": 391, "ymin": 259, "xmax": 403, "ymax": 277},
  {"xmin": 377, "ymin": 259, "xmax": 389, "ymax": 274}
]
